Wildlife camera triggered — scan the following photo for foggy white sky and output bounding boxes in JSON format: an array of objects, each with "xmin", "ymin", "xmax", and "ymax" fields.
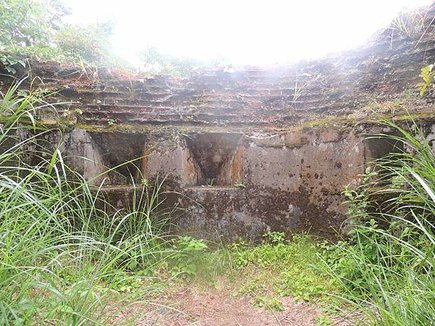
[{"xmin": 63, "ymin": 0, "xmax": 433, "ymax": 66}]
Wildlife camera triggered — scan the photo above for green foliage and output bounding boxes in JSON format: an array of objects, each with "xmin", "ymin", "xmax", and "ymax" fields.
[
  {"xmin": 417, "ymin": 64, "xmax": 434, "ymax": 96},
  {"xmin": 0, "ymin": 0, "xmax": 66, "ymax": 48},
  {"xmin": 0, "ymin": 53, "xmax": 27, "ymax": 74},
  {"xmin": 230, "ymin": 233, "xmax": 338, "ymax": 306},
  {"xmin": 0, "ymin": 0, "xmax": 69, "ymax": 72},
  {"xmin": 169, "ymin": 236, "xmax": 208, "ymax": 278},
  {"xmin": 0, "ymin": 0, "xmax": 122, "ymax": 71},
  {"xmin": 231, "ymin": 232, "xmax": 325, "ymax": 275},
  {"xmin": 264, "ymin": 231, "xmax": 286, "ymax": 244},
  {"xmin": 278, "ymin": 269, "xmax": 332, "ymax": 302},
  {"xmin": 141, "ymin": 46, "xmax": 229, "ymax": 77},
  {"xmin": 0, "ymin": 1, "xmax": 227, "ymax": 74},
  {"xmin": 231, "ymin": 232, "xmax": 288, "ymax": 268},
  {"xmin": 343, "ymin": 167, "xmax": 376, "ymax": 223},
  {"xmin": 0, "ymin": 81, "xmax": 174, "ymax": 323},
  {"xmin": 56, "ymin": 22, "xmax": 113, "ymax": 64},
  {"xmin": 324, "ymin": 120, "xmax": 435, "ymax": 325},
  {"xmin": 253, "ymin": 295, "xmax": 284, "ymax": 311},
  {"xmin": 315, "ymin": 315, "xmax": 333, "ymax": 326}
]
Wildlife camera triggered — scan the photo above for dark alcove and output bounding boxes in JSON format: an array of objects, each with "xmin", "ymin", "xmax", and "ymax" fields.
[{"xmin": 185, "ymin": 133, "xmax": 243, "ymax": 186}]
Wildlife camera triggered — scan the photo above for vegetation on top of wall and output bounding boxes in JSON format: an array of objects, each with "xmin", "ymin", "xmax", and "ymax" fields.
[
  {"xmin": 140, "ymin": 46, "xmax": 230, "ymax": 76},
  {"xmin": 0, "ymin": 0, "xmax": 226, "ymax": 76},
  {"xmin": 418, "ymin": 63, "xmax": 435, "ymax": 97},
  {"xmin": 55, "ymin": 22, "xmax": 113, "ymax": 64},
  {"xmin": 390, "ymin": 6, "xmax": 430, "ymax": 40},
  {"xmin": 0, "ymin": 0, "xmax": 133, "ymax": 74},
  {"xmin": 0, "ymin": 0, "xmax": 66, "ymax": 48},
  {"xmin": 0, "ymin": 0, "xmax": 234, "ymax": 77}
]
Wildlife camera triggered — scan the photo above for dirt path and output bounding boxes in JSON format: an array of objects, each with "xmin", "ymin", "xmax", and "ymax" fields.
[{"xmin": 110, "ymin": 279, "xmax": 353, "ymax": 326}]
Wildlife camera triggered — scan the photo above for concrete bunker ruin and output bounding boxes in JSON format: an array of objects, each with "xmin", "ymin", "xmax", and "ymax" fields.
[{"xmin": 1, "ymin": 4, "xmax": 434, "ymax": 241}]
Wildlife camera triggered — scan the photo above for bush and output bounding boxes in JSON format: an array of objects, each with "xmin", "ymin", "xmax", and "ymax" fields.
[
  {"xmin": 0, "ymin": 0, "xmax": 66, "ymax": 48},
  {"xmin": 0, "ymin": 0, "xmax": 120, "ymax": 70},
  {"xmin": 56, "ymin": 23, "xmax": 113, "ymax": 64}
]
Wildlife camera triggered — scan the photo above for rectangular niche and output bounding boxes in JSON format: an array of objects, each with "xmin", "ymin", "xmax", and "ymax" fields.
[
  {"xmin": 185, "ymin": 133, "xmax": 243, "ymax": 187},
  {"xmin": 365, "ymin": 137, "xmax": 403, "ymax": 186},
  {"xmin": 365, "ymin": 137, "xmax": 403, "ymax": 161},
  {"xmin": 89, "ymin": 132, "xmax": 146, "ymax": 185}
]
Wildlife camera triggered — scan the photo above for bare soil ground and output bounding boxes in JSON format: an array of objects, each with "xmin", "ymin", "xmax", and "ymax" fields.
[{"xmin": 109, "ymin": 278, "xmax": 355, "ymax": 326}]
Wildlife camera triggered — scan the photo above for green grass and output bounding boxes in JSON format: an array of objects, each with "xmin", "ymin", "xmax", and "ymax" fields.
[
  {"xmin": 323, "ymin": 119, "xmax": 435, "ymax": 325},
  {"xmin": 169, "ymin": 232, "xmax": 347, "ymax": 321},
  {"xmin": 0, "ymin": 81, "xmax": 175, "ymax": 324},
  {"xmin": 229, "ymin": 233, "xmax": 338, "ymax": 303}
]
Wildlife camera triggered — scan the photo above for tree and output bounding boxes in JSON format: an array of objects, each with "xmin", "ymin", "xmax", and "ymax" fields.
[
  {"xmin": 56, "ymin": 22, "xmax": 113, "ymax": 63},
  {"xmin": 0, "ymin": 0, "xmax": 116, "ymax": 70},
  {"xmin": 0, "ymin": 0, "xmax": 67, "ymax": 48}
]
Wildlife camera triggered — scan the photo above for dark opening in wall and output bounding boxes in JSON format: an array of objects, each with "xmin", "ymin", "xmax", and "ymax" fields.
[
  {"xmin": 365, "ymin": 137, "xmax": 404, "ymax": 186},
  {"xmin": 185, "ymin": 133, "xmax": 243, "ymax": 186},
  {"xmin": 365, "ymin": 137, "xmax": 402, "ymax": 161},
  {"xmin": 90, "ymin": 132, "xmax": 145, "ymax": 185}
]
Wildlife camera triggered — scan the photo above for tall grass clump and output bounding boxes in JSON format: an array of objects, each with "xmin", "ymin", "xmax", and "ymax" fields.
[
  {"xmin": 0, "ymin": 81, "xmax": 172, "ymax": 324},
  {"xmin": 325, "ymin": 120, "xmax": 434, "ymax": 325}
]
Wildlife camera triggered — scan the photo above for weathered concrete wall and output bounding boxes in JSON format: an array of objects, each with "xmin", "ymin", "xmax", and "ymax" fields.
[
  {"xmin": 45, "ymin": 119, "xmax": 433, "ymax": 241},
  {"xmin": 0, "ymin": 4, "xmax": 434, "ymax": 240},
  {"xmin": 55, "ymin": 121, "xmax": 434, "ymax": 241},
  {"xmin": 147, "ymin": 127, "xmax": 366, "ymax": 239}
]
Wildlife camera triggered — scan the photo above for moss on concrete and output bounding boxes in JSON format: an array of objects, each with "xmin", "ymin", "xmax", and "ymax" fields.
[{"xmin": 1, "ymin": 104, "xmax": 431, "ymax": 139}]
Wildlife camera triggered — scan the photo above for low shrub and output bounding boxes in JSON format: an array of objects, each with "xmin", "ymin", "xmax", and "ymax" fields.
[{"xmin": 324, "ymin": 120, "xmax": 434, "ymax": 325}]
